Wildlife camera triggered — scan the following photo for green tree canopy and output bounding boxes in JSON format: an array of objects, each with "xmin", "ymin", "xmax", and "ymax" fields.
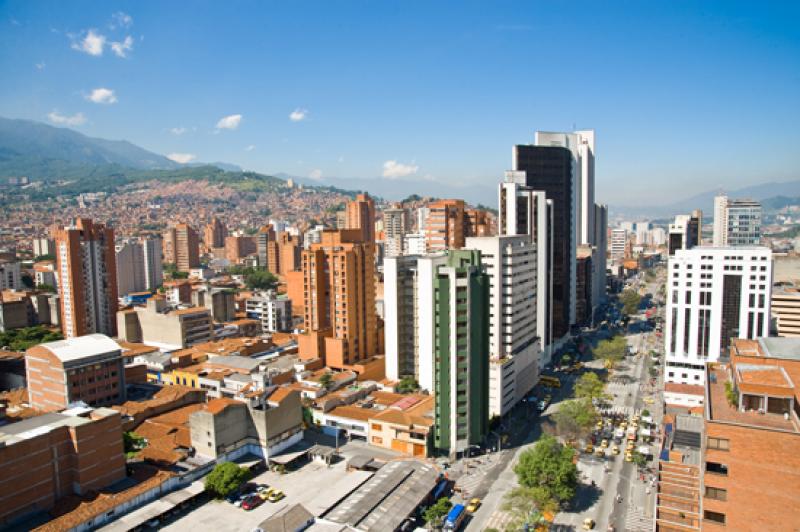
[
  {"xmin": 245, "ymin": 269, "xmax": 278, "ymax": 291},
  {"xmin": 620, "ymin": 289, "xmax": 642, "ymax": 315},
  {"xmin": 513, "ymin": 435, "xmax": 578, "ymax": 504},
  {"xmin": 593, "ymin": 335, "xmax": 628, "ymax": 366},
  {"xmin": 397, "ymin": 376, "xmax": 419, "ymax": 394},
  {"xmin": 319, "ymin": 372, "xmax": 333, "ymax": 390},
  {"xmin": 0, "ymin": 326, "xmax": 63, "ymax": 351},
  {"xmin": 552, "ymin": 398, "xmax": 598, "ymax": 441},
  {"xmin": 204, "ymin": 462, "xmax": 250, "ymax": 498},
  {"xmin": 423, "ymin": 496, "xmax": 452, "ymax": 526},
  {"xmin": 574, "ymin": 372, "xmax": 608, "ymax": 402}
]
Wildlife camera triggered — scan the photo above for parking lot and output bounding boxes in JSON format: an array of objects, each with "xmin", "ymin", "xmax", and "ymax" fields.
[{"xmin": 162, "ymin": 438, "xmax": 402, "ymax": 532}]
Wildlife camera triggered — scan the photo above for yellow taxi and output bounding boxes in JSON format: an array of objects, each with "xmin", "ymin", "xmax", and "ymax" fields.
[
  {"xmin": 600, "ymin": 439, "xmax": 609, "ymax": 449},
  {"xmin": 267, "ymin": 489, "xmax": 285, "ymax": 502},
  {"xmin": 595, "ymin": 447, "xmax": 605, "ymax": 457},
  {"xmin": 611, "ymin": 445, "xmax": 620, "ymax": 455},
  {"xmin": 625, "ymin": 451, "xmax": 634, "ymax": 462},
  {"xmin": 582, "ymin": 518, "xmax": 595, "ymax": 530},
  {"xmin": 466, "ymin": 498, "xmax": 481, "ymax": 513},
  {"xmin": 585, "ymin": 442, "xmax": 594, "ymax": 454}
]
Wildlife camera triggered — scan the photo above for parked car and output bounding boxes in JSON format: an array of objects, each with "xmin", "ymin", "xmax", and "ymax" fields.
[
  {"xmin": 242, "ymin": 496, "xmax": 264, "ymax": 511},
  {"xmin": 466, "ymin": 498, "xmax": 481, "ymax": 513},
  {"xmin": 268, "ymin": 489, "xmax": 285, "ymax": 503}
]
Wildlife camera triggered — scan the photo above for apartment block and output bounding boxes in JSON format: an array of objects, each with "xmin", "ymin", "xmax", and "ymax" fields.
[
  {"xmin": 669, "ymin": 212, "xmax": 702, "ymax": 256},
  {"xmin": 32, "ymin": 237, "xmax": 56, "ymax": 257},
  {"xmin": 772, "ymin": 284, "xmax": 800, "ymax": 337},
  {"xmin": 246, "ymin": 290, "xmax": 293, "ymax": 332},
  {"xmin": 53, "ymin": 218, "xmax": 118, "ymax": 338},
  {"xmin": 425, "ymin": 199, "xmax": 466, "ymax": 252},
  {"xmin": 383, "ymin": 206, "xmax": 409, "ymax": 257},
  {"xmin": 117, "ymin": 296, "xmax": 213, "ymax": 350},
  {"xmin": 225, "ymin": 234, "xmax": 257, "ymax": 263},
  {"xmin": 26, "ymin": 334, "xmax": 126, "ymax": 412},
  {"xmin": 116, "ymin": 241, "xmax": 147, "ymax": 296},
  {"xmin": 345, "ymin": 192, "xmax": 376, "ymax": 243},
  {"xmin": 0, "ymin": 290, "xmax": 53, "ymax": 331},
  {"xmin": 163, "ymin": 223, "xmax": 200, "ymax": 272},
  {"xmin": 466, "ymin": 236, "xmax": 539, "ymax": 417},
  {"xmin": 0, "ymin": 256, "xmax": 21, "ymax": 290},
  {"xmin": 297, "ymin": 229, "xmax": 378, "ymax": 369},
  {"xmin": 0, "ymin": 407, "xmax": 126, "ymax": 526},
  {"xmin": 204, "ymin": 216, "xmax": 228, "ymax": 249},
  {"xmin": 665, "ymin": 247, "xmax": 772, "ymax": 406},
  {"xmin": 433, "ymin": 250, "xmax": 489, "ymax": 458}
]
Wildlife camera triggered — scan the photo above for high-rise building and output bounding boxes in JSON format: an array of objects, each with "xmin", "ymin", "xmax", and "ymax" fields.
[
  {"xmin": 772, "ymin": 285, "xmax": 800, "ymax": 337},
  {"xmin": 425, "ymin": 199, "xmax": 466, "ymax": 252},
  {"xmin": 225, "ymin": 234, "xmax": 257, "ymax": 263},
  {"xmin": 466, "ymin": 236, "xmax": 539, "ymax": 417},
  {"xmin": 163, "ymin": 224, "xmax": 200, "ymax": 272},
  {"xmin": 668, "ymin": 213, "xmax": 701, "ymax": 256},
  {"xmin": 498, "ymin": 174, "xmax": 554, "ymax": 361},
  {"xmin": 345, "ymin": 192, "xmax": 376, "ymax": 243},
  {"xmin": 204, "ymin": 216, "xmax": 228, "ymax": 249},
  {"xmin": 383, "ymin": 207, "xmax": 409, "ymax": 256},
  {"xmin": 257, "ymin": 225, "xmax": 279, "ymax": 273},
  {"xmin": 664, "ymin": 246, "xmax": 772, "ymax": 406},
  {"xmin": 115, "ymin": 241, "xmax": 146, "ymax": 296},
  {"xmin": 404, "ymin": 233, "xmax": 427, "ymax": 256},
  {"xmin": 53, "ymin": 218, "xmax": 118, "ymax": 338},
  {"xmin": 610, "ymin": 229, "xmax": 628, "ymax": 260},
  {"xmin": 277, "ymin": 231, "xmax": 302, "ymax": 273},
  {"xmin": 465, "ymin": 209, "xmax": 493, "ymax": 237},
  {"xmin": 513, "ymin": 144, "xmax": 575, "ymax": 338},
  {"xmin": 433, "ymin": 250, "xmax": 489, "ymax": 458},
  {"xmin": 246, "ymin": 291, "xmax": 293, "ymax": 332},
  {"xmin": 384, "ymin": 254, "xmax": 447, "ymax": 391},
  {"xmin": 142, "ymin": 237, "xmax": 163, "ymax": 291},
  {"xmin": 713, "ymin": 194, "xmax": 762, "ymax": 247},
  {"xmin": 32, "ymin": 237, "xmax": 55, "ymax": 257},
  {"xmin": 297, "ymin": 229, "xmax": 377, "ymax": 369},
  {"xmin": 0, "ymin": 255, "xmax": 21, "ymax": 291}
]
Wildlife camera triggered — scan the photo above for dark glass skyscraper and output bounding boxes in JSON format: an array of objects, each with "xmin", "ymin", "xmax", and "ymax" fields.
[{"xmin": 513, "ymin": 145, "xmax": 573, "ymax": 339}]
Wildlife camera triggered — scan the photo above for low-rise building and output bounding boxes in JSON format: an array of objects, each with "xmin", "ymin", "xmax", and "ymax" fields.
[
  {"xmin": 117, "ymin": 296, "xmax": 213, "ymax": 350},
  {"xmin": 771, "ymin": 284, "xmax": 800, "ymax": 337},
  {"xmin": 0, "ymin": 407, "xmax": 126, "ymax": 526},
  {"xmin": 246, "ymin": 291, "xmax": 293, "ymax": 332},
  {"xmin": 26, "ymin": 334, "xmax": 126, "ymax": 412}
]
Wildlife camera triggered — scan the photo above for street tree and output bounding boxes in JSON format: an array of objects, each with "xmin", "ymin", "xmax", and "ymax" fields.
[
  {"xmin": 552, "ymin": 399, "xmax": 598, "ymax": 442},
  {"xmin": 423, "ymin": 496, "xmax": 452, "ymax": 528},
  {"xmin": 574, "ymin": 372, "xmax": 608, "ymax": 403},
  {"xmin": 593, "ymin": 335, "xmax": 627, "ymax": 367},
  {"xmin": 204, "ymin": 462, "xmax": 250, "ymax": 498},
  {"xmin": 513, "ymin": 434, "xmax": 579, "ymax": 505},
  {"xmin": 620, "ymin": 289, "xmax": 641, "ymax": 315}
]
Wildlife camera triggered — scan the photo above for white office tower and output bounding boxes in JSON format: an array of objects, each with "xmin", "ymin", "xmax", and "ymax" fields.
[
  {"xmin": 498, "ymin": 173, "xmax": 554, "ymax": 366},
  {"xmin": 664, "ymin": 247, "xmax": 772, "ymax": 406},
  {"xmin": 713, "ymin": 194, "xmax": 762, "ymax": 247},
  {"xmin": 142, "ymin": 237, "xmax": 163, "ymax": 291},
  {"xmin": 115, "ymin": 242, "xmax": 147, "ymax": 296},
  {"xmin": 466, "ymin": 236, "xmax": 540, "ymax": 416},
  {"xmin": 384, "ymin": 254, "xmax": 448, "ymax": 392},
  {"xmin": 534, "ymin": 130, "xmax": 595, "ymax": 247},
  {"xmin": 610, "ymin": 229, "xmax": 627, "ymax": 260},
  {"xmin": 383, "ymin": 207, "xmax": 409, "ymax": 256}
]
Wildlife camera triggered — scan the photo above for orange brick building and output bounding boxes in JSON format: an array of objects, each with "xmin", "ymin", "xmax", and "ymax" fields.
[
  {"xmin": 345, "ymin": 192, "xmax": 376, "ymax": 243},
  {"xmin": 163, "ymin": 223, "xmax": 200, "ymax": 272},
  {"xmin": 297, "ymin": 229, "xmax": 378, "ymax": 369},
  {"xmin": 656, "ymin": 337, "xmax": 800, "ymax": 531},
  {"xmin": 224, "ymin": 234, "xmax": 256, "ymax": 263},
  {"xmin": 424, "ymin": 199, "xmax": 465, "ymax": 251},
  {"xmin": 0, "ymin": 407, "xmax": 126, "ymax": 526},
  {"xmin": 26, "ymin": 334, "xmax": 126, "ymax": 412},
  {"xmin": 52, "ymin": 218, "xmax": 118, "ymax": 338}
]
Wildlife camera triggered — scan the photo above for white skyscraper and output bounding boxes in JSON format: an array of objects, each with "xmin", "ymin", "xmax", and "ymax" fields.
[
  {"xmin": 610, "ymin": 229, "xmax": 627, "ymax": 260},
  {"xmin": 713, "ymin": 194, "xmax": 762, "ymax": 247},
  {"xmin": 665, "ymin": 246, "xmax": 772, "ymax": 406},
  {"xmin": 466, "ymin": 235, "xmax": 539, "ymax": 417}
]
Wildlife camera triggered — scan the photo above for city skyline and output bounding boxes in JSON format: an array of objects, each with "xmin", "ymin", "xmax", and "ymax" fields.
[{"xmin": 1, "ymin": 1, "xmax": 799, "ymax": 205}]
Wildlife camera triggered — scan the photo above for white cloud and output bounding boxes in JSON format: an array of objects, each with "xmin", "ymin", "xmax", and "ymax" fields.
[
  {"xmin": 48, "ymin": 111, "xmax": 87, "ymax": 126},
  {"xmin": 110, "ymin": 35, "xmax": 134, "ymax": 57},
  {"xmin": 111, "ymin": 12, "xmax": 133, "ymax": 29},
  {"xmin": 170, "ymin": 127, "xmax": 187, "ymax": 136},
  {"xmin": 35, "ymin": 62, "xmax": 45, "ymax": 70},
  {"xmin": 244, "ymin": 145, "xmax": 255, "ymax": 152},
  {"xmin": 216, "ymin": 114, "xmax": 242, "ymax": 130},
  {"xmin": 86, "ymin": 87, "xmax": 117, "ymax": 104},
  {"xmin": 382, "ymin": 160, "xmax": 419, "ymax": 178},
  {"xmin": 309, "ymin": 169, "xmax": 323, "ymax": 180},
  {"xmin": 71, "ymin": 29, "xmax": 106, "ymax": 56},
  {"xmin": 289, "ymin": 108, "xmax": 308, "ymax": 122},
  {"xmin": 167, "ymin": 153, "xmax": 196, "ymax": 164}
]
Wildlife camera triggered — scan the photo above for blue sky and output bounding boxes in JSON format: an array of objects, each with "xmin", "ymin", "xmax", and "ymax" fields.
[{"xmin": 0, "ymin": 1, "xmax": 798, "ymax": 206}]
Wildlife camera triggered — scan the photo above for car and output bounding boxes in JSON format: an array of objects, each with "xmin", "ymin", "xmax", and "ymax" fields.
[
  {"xmin": 585, "ymin": 443, "xmax": 594, "ymax": 453},
  {"xmin": 242, "ymin": 495, "xmax": 264, "ymax": 511},
  {"xmin": 611, "ymin": 445, "xmax": 620, "ymax": 455},
  {"xmin": 466, "ymin": 498, "xmax": 481, "ymax": 513},
  {"xmin": 600, "ymin": 439, "xmax": 609, "ymax": 449},
  {"xmin": 625, "ymin": 452, "xmax": 633, "ymax": 462},
  {"xmin": 268, "ymin": 489, "xmax": 285, "ymax": 503},
  {"xmin": 583, "ymin": 517, "xmax": 595, "ymax": 530},
  {"xmin": 258, "ymin": 487, "xmax": 275, "ymax": 500},
  {"xmin": 643, "ymin": 397, "xmax": 655, "ymax": 404},
  {"xmin": 595, "ymin": 448, "xmax": 605, "ymax": 457},
  {"xmin": 595, "ymin": 421, "xmax": 603, "ymax": 430},
  {"xmin": 226, "ymin": 492, "xmax": 241, "ymax": 504}
]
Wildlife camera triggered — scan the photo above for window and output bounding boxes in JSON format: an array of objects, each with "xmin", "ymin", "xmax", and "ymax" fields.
[
  {"xmin": 704, "ymin": 510, "xmax": 726, "ymax": 524},
  {"xmin": 707, "ymin": 437, "xmax": 730, "ymax": 451},
  {"xmin": 371, "ymin": 423, "xmax": 382, "ymax": 431},
  {"xmin": 706, "ymin": 461, "xmax": 728, "ymax": 476},
  {"xmin": 371, "ymin": 436, "xmax": 383, "ymax": 444},
  {"xmin": 705, "ymin": 486, "xmax": 727, "ymax": 501}
]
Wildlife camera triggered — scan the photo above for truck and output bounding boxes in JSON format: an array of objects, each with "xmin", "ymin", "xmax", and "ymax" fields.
[{"xmin": 443, "ymin": 504, "xmax": 466, "ymax": 531}]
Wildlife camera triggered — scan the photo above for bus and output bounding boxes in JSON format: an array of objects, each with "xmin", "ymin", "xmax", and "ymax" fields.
[
  {"xmin": 444, "ymin": 504, "xmax": 466, "ymax": 531},
  {"xmin": 539, "ymin": 375, "xmax": 561, "ymax": 388}
]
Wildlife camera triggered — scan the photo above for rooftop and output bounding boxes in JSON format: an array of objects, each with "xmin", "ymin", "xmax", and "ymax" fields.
[
  {"xmin": 34, "ymin": 334, "xmax": 121, "ymax": 363},
  {"xmin": 0, "ymin": 407, "xmax": 118, "ymax": 445},
  {"xmin": 759, "ymin": 337, "xmax": 800, "ymax": 361},
  {"xmin": 206, "ymin": 354, "xmax": 262, "ymax": 372}
]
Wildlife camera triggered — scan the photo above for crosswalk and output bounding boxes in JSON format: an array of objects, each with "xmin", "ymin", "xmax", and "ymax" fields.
[
  {"xmin": 624, "ymin": 506, "xmax": 652, "ymax": 532},
  {"xmin": 598, "ymin": 405, "xmax": 643, "ymax": 417},
  {"xmin": 480, "ymin": 508, "xmax": 514, "ymax": 531}
]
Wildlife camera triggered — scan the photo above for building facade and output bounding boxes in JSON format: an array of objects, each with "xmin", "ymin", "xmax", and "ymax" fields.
[
  {"xmin": 163, "ymin": 224, "xmax": 200, "ymax": 272},
  {"xmin": 246, "ymin": 291, "xmax": 293, "ymax": 332},
  {"xmin": 53, "ymin": 218, "xmax": 118, "ymax": 338},
  {"xmin": 713, "ymin": 195, "xmax": 761, "ymax": 247},
  {"xmin": 425, "ymin": 199, "xmax": 466, "ymax": 252},
  {"xmin": 664, "ymin": 247, "xmax": 772, "ymax": 405}
]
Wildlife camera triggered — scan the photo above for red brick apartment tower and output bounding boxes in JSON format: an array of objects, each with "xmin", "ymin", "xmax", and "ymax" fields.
[
  {"xmin": 425, "ymin": 199, "xmax": 466, "ymax": 251},
  {"xmin": 53, "ymin": 218, "xmax": 118, "ymax": 338},
  {"xmin": 298, "ymin": 229, "xmax": 377, "ymax": 369},
  {"xmin": 345, "ymin": 192, "xmax": 376, "ymax": 243}
]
